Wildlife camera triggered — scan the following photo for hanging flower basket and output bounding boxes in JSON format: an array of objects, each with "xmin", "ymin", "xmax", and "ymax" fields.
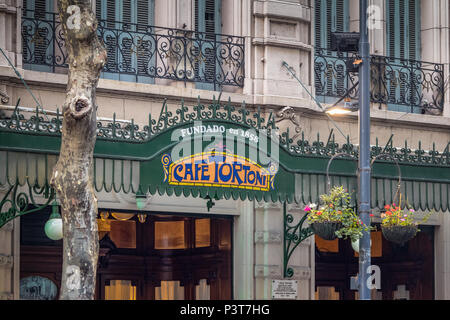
[
  {"xmin": 380, "ymin": 202, "xmax": 433, "ymax": 245},
  {"xmin": 381, "ymin": 225, "xmax": 418, "ymax": 245},
  {"xmin": 306, "ymin": 186, "xmax": 373, "ymax": 243},
  {"xmin": 310, "ymin": 221, "xmax": 343, "ymax": 240}
]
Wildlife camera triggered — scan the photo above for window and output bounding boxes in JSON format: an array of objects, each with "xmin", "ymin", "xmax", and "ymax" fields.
[
  {"xmin": 109, "ymin": 219, "xmax": 137, "ymax": 249},
  {"xmin": 20, "ymin": 276, "xmax": 58, "ymax": 300},
  {"xmin": 154, "ymin": 281, "xmax": 185, "ymax": 300},
  {"xmin": 386, "ymin": 0, "xmax": 420, "ymax": 62},
  {"xmin": 195, "ymin": 279, "xmax": 211, "ymax": 300},
  {"xmin": 314, "ymin": 0, "xmax": 350, "ymax": 103},
  {"xmin": 104, "ymin": 280, "xmax": 137, "ymax": 300},
  {"xmin": 195, "ymin": 218, "xmax": 211, "ymax": 247},
  {"xmin": 315, "ymin": 286, "xmax": 340, "ymax": 300},
  {"xmin": 314, "ymin": 0, "xmax": 349, "ymax": 50},
  {"xmin": 315, "ymin": 237, "xmax": 339, "ymax": 253},
  {"xmin": 22, "ymin": 0, "xmax": 55, "ymax": 72},
  {"xmin": 95, "ymin": 0, "xmax": 155, "ymax": 83},
  {"xmin": 194, "ymin": 0, "xmax": 222, "ymax": 90},
  {"xmin": 385, "ymin": 0, "xmax": 421, "ymax": 112},
  {"xmin": 154, "ymin": 220, "xmax": 186, "ymax": 249}
]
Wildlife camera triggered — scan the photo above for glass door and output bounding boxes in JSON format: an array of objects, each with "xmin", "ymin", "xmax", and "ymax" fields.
[{"xmin": 97, "ymin": 213, "xmax": 232, "ymax": 300}]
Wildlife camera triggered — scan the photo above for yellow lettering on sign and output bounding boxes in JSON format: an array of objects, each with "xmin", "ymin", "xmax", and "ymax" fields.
[{"xmin": 162, "ymin": 152, "xmax": 274, "ymax": 191}]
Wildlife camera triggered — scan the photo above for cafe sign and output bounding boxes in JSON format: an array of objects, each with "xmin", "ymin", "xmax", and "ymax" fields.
[{"xmin": 161, "ymin": 151, "xmax": 276, "ymax": 191}]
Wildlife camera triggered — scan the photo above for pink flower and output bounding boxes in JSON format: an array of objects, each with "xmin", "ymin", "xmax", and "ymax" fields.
[{"xmin": 304, "ymin": 206, "xmax": 311, "ymax": 212}]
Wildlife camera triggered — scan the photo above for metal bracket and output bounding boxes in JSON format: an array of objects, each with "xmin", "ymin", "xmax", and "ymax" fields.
[
  {"xmin": 0, "ymin": 183, "xmax": 55, "ymax": 229},
  {"xmin": 283, "ymin": 202, "xmax": 314, "ymax": 278}
]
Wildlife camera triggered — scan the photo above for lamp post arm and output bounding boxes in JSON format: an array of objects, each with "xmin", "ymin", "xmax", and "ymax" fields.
[{"xmin": 282, "ymin": 61, "xmax": 348, "ymax": 140}]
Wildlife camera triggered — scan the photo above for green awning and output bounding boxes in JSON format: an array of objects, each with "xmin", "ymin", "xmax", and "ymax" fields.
[{"xmin": 0, "ymin": 101, "xmax": 449, "ymax": 213}]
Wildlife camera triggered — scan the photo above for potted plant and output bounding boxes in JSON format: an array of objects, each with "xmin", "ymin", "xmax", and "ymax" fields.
[
  {"xmin": 306, "ymin": 186, "xmax": 372, "ymax": 242},
  {"xmin": 380, "ymin": 199, "xmax": 432, "ymax": 245}
]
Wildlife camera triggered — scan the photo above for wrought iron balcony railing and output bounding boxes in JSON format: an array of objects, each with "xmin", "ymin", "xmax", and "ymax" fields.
[
  {"xmin": 314, "ymin": 48, "xmax": 445, "ymax": 114},
  {"xmin": 21, "ymin": 10, "xmax": 245, "ymax": 89}
]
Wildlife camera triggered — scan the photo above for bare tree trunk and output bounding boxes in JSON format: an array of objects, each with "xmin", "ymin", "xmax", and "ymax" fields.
[{"xmin": 51, "ymin": 0, "xmax": 106, "ymax": 300}]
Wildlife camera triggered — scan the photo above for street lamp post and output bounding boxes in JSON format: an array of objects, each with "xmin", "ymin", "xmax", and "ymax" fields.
[
  {"xmin": 358, "ymin": 0, "xmax": 372, "ymax": 300},
  {"xmin": 282, "ymin": 0, "xmax": 372, "ymax": 299}
]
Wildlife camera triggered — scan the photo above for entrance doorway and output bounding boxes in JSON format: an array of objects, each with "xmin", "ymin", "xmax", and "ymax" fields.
[
  {"xmin": 20, "ymin": 208, "xmax": 233, "ymax": 300},
  {"xmin": 314, "ymin": 226, "xmax": 434, "ymax": 300}
]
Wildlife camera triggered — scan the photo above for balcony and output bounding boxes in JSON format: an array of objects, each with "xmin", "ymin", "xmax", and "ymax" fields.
[
  {"xmin": 314, "ymin": 48, "xmax": 445, "ymax": 115},
  {"xmin": 21, "ymin": 10, "xmax": 245, "ymax": 90}
]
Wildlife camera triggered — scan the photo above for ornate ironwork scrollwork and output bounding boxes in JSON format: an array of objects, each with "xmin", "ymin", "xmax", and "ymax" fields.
[
  {"xmin": 314, "ymin": 47, "xmax": 444, "ymax": 114},
  {"xmin": 0, "ymin": 183, "xmax": 55, "ymax": 229},
  {"xmin": 283, "ymin": 202, "xmax": 314, "ymax": 278},
  {"xmin": 21, "ymin": 9, "xmax": 245, "ymax": 89}
]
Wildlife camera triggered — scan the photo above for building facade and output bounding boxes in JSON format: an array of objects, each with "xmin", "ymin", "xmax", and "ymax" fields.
[{"xmin": 0, "ymin": 0, "xmax": 449, "ymax": 300}]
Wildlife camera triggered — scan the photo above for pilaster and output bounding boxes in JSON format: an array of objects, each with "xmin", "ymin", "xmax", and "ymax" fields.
[
  {"xmin": 250, "ymin": 0, "xmax": 312, "ymax": 99},
  {"xmin": 0, "ymin": 0, "xmax": 21, "ymax": 67}
]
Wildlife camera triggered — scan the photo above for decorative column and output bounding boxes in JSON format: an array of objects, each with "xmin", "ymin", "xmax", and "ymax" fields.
[
  {"xmin": 233, "ymin": 200, "xmax": 255, "ymax": 299},
  {"xmin": 255, "ymin": 201, "xmax": 314, "ymax": 300},
  {"xmin": 254, "ymin": 201, "xmax": 283, "ymax": 299}
]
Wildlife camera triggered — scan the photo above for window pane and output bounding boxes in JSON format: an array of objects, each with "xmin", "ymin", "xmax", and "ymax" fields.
[
  {"xmin": 195, "ymin": 218, "xmax": 210, "ymax": 248},
  {"xmin": 154, "ymin": 221, "xmax": 186, "ymax": 249},
  {"xmin": 315, "ymin": 286, "xmax": 340, "ymax": 300},
  {"xmin": 354, "ymin": 231, "xmax": 382, "ymax": 258},
  {"xmin": 195, "ymin": 279, "xmax": 210, "ymax": 300},
  {"xmin": 105, "ymin": 280, "xmax": 136, "ymax": 300},
  {"xmin": 110, "ymin": 220, "xmax": 136, "ymax": 249},
  {"xmin": 155, "ymin": 281, "xmax": 184, "ymax": 300},
  {"xmin": 315, "ymin": 237, "xmax": 339, "ymax": 253}
]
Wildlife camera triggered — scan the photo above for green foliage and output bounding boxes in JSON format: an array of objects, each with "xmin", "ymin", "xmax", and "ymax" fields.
[{"xmin": 306, "ymin": 186, "xmax": 373, "ymax": 243}]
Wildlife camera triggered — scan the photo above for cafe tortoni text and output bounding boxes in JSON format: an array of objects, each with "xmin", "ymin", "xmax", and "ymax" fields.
[{"xmin": 162, "ymin": 152, "xmax": 275, "ymax": 191}]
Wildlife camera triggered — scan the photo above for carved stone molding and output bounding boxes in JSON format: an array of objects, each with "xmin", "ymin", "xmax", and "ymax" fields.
[
  {"xmin": 286, "ymin": 202, "xmax": 307, "ymax": 212},
  {"xmin": 0, "ymin": 89, "xmax": 9, "ymax": 104},
  {"xmin": 0, "ymin": 292, "xmax": 13, "ymax": 300},
  {"xmin": 254, "ymin": 264, "xmax": 282, "ymax": 278},
  {"xmin": 254, "ymin": 231, "xmax": 282, "ymax": 243},
  {"xmin": 276, "ymin": 106, "xmax": 302, "ymax": 140},
  {"xmin": 0, "ymin": 254, "xmax": 13, "ymax": 268},
  {"xmin": 255, "ymin": 201, "xmax": 281, "ymax": 209}
]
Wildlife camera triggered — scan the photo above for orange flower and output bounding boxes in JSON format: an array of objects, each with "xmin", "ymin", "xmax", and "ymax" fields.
[
  {"xmin": 386, "ymin": 211, "xmax": 392, "ymax": 216},
  {"xmin": 337, "ymin": 210, "xmax": 342, "ymax": 214},
  {"xmin": 329, "ymin": 204, "xmax": 334, "ymax": 208},
  {"xmin": 384, "ymin": 204, "xmax": 390, "ymax": 210},
  {"xmin": 317, "ymin": 211, "xmax": 322, "ymax": 215}
]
